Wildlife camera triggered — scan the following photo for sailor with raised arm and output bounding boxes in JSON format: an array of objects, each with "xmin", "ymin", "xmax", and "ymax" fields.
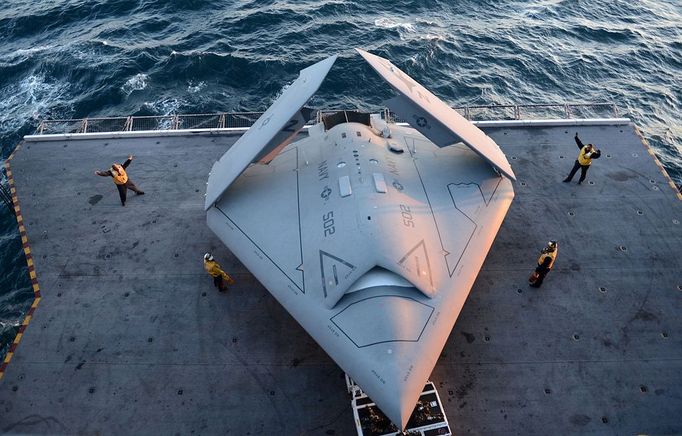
[
  {"xmin": 563, "ymin": 132, "xmax": 601, "ymax": 184},
  {"xmin": 95, "ymin": 154, "xmax": 145, "ymax": 206}
]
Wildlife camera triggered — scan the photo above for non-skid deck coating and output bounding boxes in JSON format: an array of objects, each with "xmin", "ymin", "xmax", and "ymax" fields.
[{"xmin": 1, "ymin": 123, "xmax": 680, "ymax": 435}]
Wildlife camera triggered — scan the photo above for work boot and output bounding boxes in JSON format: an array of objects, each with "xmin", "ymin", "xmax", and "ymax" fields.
[{"xmin": 562, "ymin": 178, "xmax": 571, "ymax": 183}]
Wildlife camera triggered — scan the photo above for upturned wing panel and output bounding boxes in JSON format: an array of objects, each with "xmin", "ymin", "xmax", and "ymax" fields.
[
  {"xmin": 357, "ymin": 48, "xmax": 516, "ymax": 180},
  {"xmin": 204, "ymin": 54, "xmax": 337, "ymax": 209}
]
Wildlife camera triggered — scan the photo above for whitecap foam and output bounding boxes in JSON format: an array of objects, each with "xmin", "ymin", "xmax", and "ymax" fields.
[
  {"xmin": 121, "ymin": 73, "xmax": 149, "ymax": 96},
  {"xmin": 0, "ymin": 73, "xmax": 72, "ymax": 133},
  {"xmin": 142, "ymin": 97, "xmax": 186, "ymax": 116},
  {"xmin": 0, "ymin": 44, "xmax": 54, "ymax": 66},
  {"xmin": 374, "ymin": 17, "xmax": 416, "ymax": 33},
  {"xmin": 187, "ymin": 81, "xmax": 207, "ymax": 93}
]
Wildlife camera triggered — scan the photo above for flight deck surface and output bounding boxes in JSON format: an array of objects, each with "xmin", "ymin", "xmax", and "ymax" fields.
[{"xmin": 0, "ymin": 122, "xmax": 680, "ymax": 434}]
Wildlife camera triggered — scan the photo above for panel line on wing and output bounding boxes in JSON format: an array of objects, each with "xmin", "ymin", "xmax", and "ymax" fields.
[
  {"xmin": 294, "ymin": 146, "xmax": 305, "ymax": 292},
  {"xmin": 397, "ymin": 240, "xmax": 434, "ymax": 288},
  {"xmin": 411, "ymin": 158, "xmax": 451, "ymax": 275},
  {"xmin": 319, "ymin": 250, "xmax": 356, "ymax": 298},
  {"xmin": 444, "ymin": 184, "xmax": 477, "ymax": 276},
  {"xmin": 214, "ymin": 205, "xmax": 305, "ymax": 293},
  {"xmin": 330, "ymin": 295, "xmax": 435, "ymax": 348}
]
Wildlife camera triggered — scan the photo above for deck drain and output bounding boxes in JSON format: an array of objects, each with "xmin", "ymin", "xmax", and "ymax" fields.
[
  {"xmin": 619, "ymin": 245, "xmax": 627, "ymax": 251},
  {"xmin": 588, "ymin": 181, "xmax": 595, "ymax": 185},
  {"xmin": 572, "ymin": 334, "xmax": 580, "ymax": 341},
  {"xmin": 652, "ymin": 186, "xmax": 659, "ymax": 191},
  {"xmin": 559, "ymin": 155, "xmax": 564, "ymax": 159},
  {"xmin": 606, "ymin": 154, "xmax": 612, "ymax": 158},
  {"xmin": 88, "ymin": 387, "xmax": 96, "ymax": 394},
  {"xmin": 632, "ymin": 153, "xmax": 638, "ymax": 157},
  {"xmin": 517, "ymin": 288, "xmax": 523, "ymax": 294},
  {"xmin": 599, "ymin": 287, "xmax": 607, "ymax": 293},
  {"xmin": 673, "ymin": 219, "xmax": 680, "ymax": 225},
  {"xmin": 649, "ymin": 179, "xmax": 656, "ymax": 184},
  {"xmin": 602, "ymin": 416, "xmax": 609, "ymax": 424},
  {"xmin": 640, "ymin": 385, "xmax": 647, "ymax": 393},
  {"xmin": 511, "ymin": 156, "xmax": 517, "ymax": 160},
  {"xmin": 661, "ymin": 332, "xmax": 669, "ymax": 338},
  {"xmin": 520, "ymin": 182, "xmax": 526, "ymax": 186},
  {"xmin": 678, "ymin": 285, "xmax": 682, "ymax": 291},
  {"xmin": 636, "ymin": 210, "xmax": 643, "ymax": 215},
  {"xmin": 544, "ymin": 388, "xmax": 551, "ymax": 395},
  {"xmin": 484, "ymin": 336, "xmax": 490, "ymax": 342},
  {"xmin": 568, "ymin": 211, "xmax": 575, "ymax": 217}
]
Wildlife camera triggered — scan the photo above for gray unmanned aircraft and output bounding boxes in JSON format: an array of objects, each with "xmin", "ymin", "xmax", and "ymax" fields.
[{"xmin": 204, "ymin": 49, "xmax": 515, "ymax": 429}]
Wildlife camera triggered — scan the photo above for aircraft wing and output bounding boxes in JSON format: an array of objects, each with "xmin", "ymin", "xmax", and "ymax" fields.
[
  {"xmin": 356, "ymin": 48, "xmax": 516, "ymax": 181},
  {"xmin": 206, "ymin": 121, "xmax": 514, "ymax": 428},
  {"xmin": 204, "ymin": 54, "xmax": 337, "ymax": 209}
]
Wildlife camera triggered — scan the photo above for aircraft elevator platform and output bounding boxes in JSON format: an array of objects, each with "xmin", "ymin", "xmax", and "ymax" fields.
[{"xmin": 0, "ymin": 119, "xmax": 680, "ymax": 434}]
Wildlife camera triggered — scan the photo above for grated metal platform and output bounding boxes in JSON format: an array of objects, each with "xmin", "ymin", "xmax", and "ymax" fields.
[{"xmin": 0, "ymin": 121, "xmax": 680, "ymax": 435}]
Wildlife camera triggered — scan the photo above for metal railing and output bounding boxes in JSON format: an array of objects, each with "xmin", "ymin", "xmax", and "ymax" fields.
[{"xmin": 34, "ymin": 103, "xmax": 619, "ymax": 135}]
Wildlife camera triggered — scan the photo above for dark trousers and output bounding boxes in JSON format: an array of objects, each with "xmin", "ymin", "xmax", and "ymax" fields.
[
  {"xmin": 530, "ymin": 267, "xmax": 549, "ymax": 288},
  {"xmin": 564, "ymin": 160, "xmax": 590, "ymax": 183},
  {"xmin": 116, "ymin": 180, "xmax": 143, "ymax": 205},
  {"xmin": 213, "ymin": 275, "xmax": 226, "ymax": 292}
]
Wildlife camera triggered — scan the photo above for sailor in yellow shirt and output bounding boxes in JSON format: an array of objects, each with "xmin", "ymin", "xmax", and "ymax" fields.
[
  {"xmin": 563, "ymin": 132, "xmax": 601, "ymax": 184},
  {"xmin": 529, "ymin": 241, "xmax": 558, "ymax": 288},
  {"xmin": 204, "ymin": 253, "xmax": 235, "ymax": 292}
]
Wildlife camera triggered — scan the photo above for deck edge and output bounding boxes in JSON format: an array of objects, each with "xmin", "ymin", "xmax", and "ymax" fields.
[{"xmin": 0, "ymin": 142, "xmax": 42, "ymax": 382}]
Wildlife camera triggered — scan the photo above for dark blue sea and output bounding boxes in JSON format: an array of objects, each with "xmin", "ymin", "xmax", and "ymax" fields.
[{"xmin": 1, "ymin": 0, "xmax": 680, "ymax": 358}]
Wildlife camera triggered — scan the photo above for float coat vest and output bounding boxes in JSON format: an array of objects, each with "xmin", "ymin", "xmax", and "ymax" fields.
[
  {"xmin": 111, "ymin": 164, "xmax": 128, "ymax": 185},
  {"xmin": 537, "ymin": 249, "xmax": 557, "ymax": 270},
  {"xmin": 204, "ymin": 259, "xmax": 235, "ymax": 284},
  {"xmin": 577, "ymin": 147, "xmax": 594, "ymax": 166}
]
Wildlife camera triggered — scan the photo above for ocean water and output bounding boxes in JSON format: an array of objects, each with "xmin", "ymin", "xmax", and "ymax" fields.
[{"xmin": 0, "ymin": 0, "xmax": 680, "ymax": 358}]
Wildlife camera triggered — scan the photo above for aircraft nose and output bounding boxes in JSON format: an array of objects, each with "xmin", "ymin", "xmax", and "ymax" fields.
[{"xmin": 369, "ymin": 368, "xmax": 428, "ymax": 430}]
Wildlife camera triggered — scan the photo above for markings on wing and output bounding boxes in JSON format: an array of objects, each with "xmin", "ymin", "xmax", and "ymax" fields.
[
  {"xmin": 330, "ymin": 295, "xmax": 435, "ymax": 348},
  {"xmin": 215, "ymin": 148, "xmax": 305, "ymax": 294},
  {"xmin": 397, "ymin": 240, "xmax": 434, "ymax": 288},
  {"xmin": 319, "ymin": 250, "xmax": 356, "ymax": 298}
]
